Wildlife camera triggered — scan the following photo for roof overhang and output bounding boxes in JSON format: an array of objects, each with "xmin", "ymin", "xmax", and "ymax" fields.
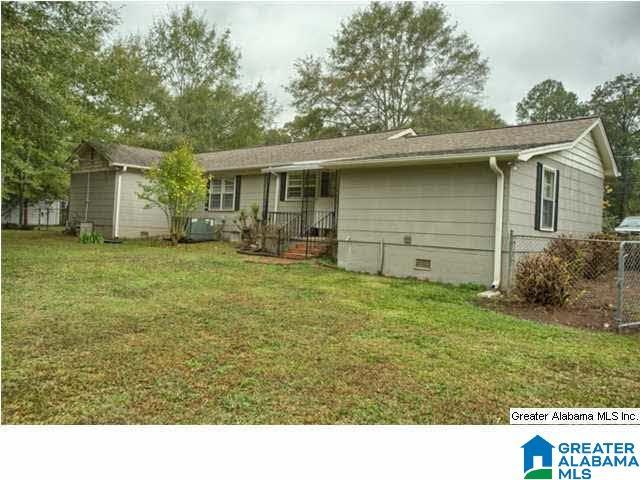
[{"xmin": 516, "ymin": 119, "xmax": 620, "ymax": 178}]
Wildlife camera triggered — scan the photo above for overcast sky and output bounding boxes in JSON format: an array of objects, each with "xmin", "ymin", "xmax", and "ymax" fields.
[{"xmin": 113, "ymin": 1, "xmax": 640, "ymax": 127}]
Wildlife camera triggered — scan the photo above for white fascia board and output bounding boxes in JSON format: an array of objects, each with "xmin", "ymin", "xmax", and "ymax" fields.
[
  {"xmin": 387, "ymin": 128, "xmax": 417, "ymax": 139},
  {"xmin": 516, "ymin": 119, "xmax": 620, "ymax": 178},
  {"xmin": 110, "ymin": 162, "xmax": 151, "ymax": 171},
  {"xmin": 590, "ymin": 119, "xmax": 620, "ymax": 177},
  {"xmin": 517, "ymin": 142, "xmax": 574, "ymax": 161}
]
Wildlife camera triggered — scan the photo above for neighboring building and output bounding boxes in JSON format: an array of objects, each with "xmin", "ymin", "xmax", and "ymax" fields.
[
  {"xmin": 68, "ymin": 117, "xmax": 618, "ymax": 287},
  {"xmin": 2, "ymin": 200, "xmax": 67, "ymax": 226}
]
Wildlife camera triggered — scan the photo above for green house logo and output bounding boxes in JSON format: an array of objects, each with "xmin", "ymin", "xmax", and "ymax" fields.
[{"xmin": 522, "ymin": 435, "xmax": 554, "ymax": 479}]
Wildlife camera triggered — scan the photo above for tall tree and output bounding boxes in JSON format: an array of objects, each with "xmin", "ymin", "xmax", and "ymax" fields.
[
  {"xmin": 1, "ymin": 2, "xmax": 118, "ymax": 221},
  {"xmin": 516, "ymin": 79, "xmax": 588, "ymax": 123},
  {"xmin": 93, "ymin": 38, "xmax": 169, "ymax": 147},
  {"xmin": 590, "ymin": 74, "xmax": 640, "ymax": 220},
  {"xmin": 287, "ymin": 2, "xmax": 489, "ymax": 133},
  {"xmin": 141, "ymin": 6, "xmax": 276, "ymax": 151},
  {"xmin": 413, "ymin": 97, "xmax": 505, "ymax": 133}
]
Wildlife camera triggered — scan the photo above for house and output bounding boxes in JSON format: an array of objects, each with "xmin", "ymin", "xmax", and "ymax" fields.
[
  {"xmin": 68, "ymin": 116, "xmax": 618, "ymax": 288},
  {"xmin": 2, "ymin": 199, "xmax": 67, "ymax": 226}
]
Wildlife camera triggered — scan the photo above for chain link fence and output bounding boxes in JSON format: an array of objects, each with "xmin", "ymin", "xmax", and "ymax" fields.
[
  {"xmin": 507, "ymin": 233, "xmax": 640, "ymax": 330},
  {"xmin": 616, "ymin": 241, "xmax": 640, "ymax": 329}
]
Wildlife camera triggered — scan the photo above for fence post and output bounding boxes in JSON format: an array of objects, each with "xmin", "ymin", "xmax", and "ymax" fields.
[
  {"xmin": 615, "ymin": 241, "xmax": 626, "ymax": 330},
  {"xmin": 506, "ymin": 229, "xmax": 515, "ymax": 291}
]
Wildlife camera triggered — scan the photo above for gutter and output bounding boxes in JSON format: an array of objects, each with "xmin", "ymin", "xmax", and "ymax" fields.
[{"xmin": 320, "ymin": 150, "xmax": 519, "ymax": 169}]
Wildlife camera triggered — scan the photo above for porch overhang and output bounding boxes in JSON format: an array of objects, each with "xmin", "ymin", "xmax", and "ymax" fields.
[
  {"xmin": 260, "ymin": 151, "xmax": 519, "ymax": 174},
  {"xmin": 261, "ymin": 160, "xmax": 330, "ymax": 173}
]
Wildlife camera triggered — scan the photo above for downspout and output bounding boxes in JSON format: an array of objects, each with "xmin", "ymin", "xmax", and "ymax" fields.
[
  {"xmin": 84, "ymin": 172, "xmax": 91, "ymax": 222},
  {"xmin": 112, "ymin": 166, "xmax": 126, "ymax": 239},
  {"xmin": 489, "ymin": 156, "xmax": 504, "ymax": 290},
  {"xmin": 273, "ymin": 173, "xmax": 280, "ymax": 213}
]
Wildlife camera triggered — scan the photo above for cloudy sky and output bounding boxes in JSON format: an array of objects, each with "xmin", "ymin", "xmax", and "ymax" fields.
[{"xmin": 113, "ymin": 1, "xmax": 640, "ymax": 127}]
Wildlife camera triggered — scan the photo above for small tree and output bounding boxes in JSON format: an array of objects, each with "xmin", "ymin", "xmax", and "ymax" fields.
[{"xmin": 137, "ymin": 143, "xmax": 207, "ymax": 245}]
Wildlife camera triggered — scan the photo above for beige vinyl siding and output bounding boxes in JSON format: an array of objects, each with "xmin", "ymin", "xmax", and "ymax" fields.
[
  {"xmin": 68, "ymin": 170, "xmax": 115, "ymax": 238},
  {"xmin": 117, "ymin": 170, "xmax": 168, "ymax": 238},
  {"xmin": 337, "ymin": 162, "xmax": 501, "ymax": 285},
  {"xmin": 548, "ymin": 130, "xmax": 604, "ymax": 179},
  {"xmin": 507, "ymin": 132, "xmax": 604, "ymax": 237},
  {"xmin": 192, "ymin": 173, "xmax": 267, "ymax": 240}
]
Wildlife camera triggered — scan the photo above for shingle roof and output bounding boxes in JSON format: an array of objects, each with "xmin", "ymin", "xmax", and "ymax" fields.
[
  {"xmin": 195, "ymin": 129, "xmax": 412, "ymax": 171},
  {"xmin": 337, "ymin": 116, "xmax": 598, "ymax": 162},
  {"xmin": 88, "ymin": 141, "xmax": 164, "ymax": 168},
  {"xmin": 87, "ymin": 117, "xmax": 599, "ymax": 171},
  {"xmin": 197, "ymin": 117, "xmax": 597, "ymax": 170}
]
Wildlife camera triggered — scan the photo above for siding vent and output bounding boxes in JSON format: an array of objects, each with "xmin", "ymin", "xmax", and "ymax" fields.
[
  {"xmin": 415, "ymin": 258, "xmax": 431, "ymax": 270},
  {"xmin": 403, "ymin": 235, "xmax": 412, "ymax": 245},
  {"xmin": 140, "ymin": 231, "xmax": 149, "ymax": 239}
]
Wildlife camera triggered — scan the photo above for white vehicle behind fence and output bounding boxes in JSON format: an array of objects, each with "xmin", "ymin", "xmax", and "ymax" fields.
[{"xmin": 615, "ymin": 216, "xmax": 640, "ymax": 235}]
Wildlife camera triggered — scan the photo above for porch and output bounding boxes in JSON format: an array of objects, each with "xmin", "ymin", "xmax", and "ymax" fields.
[
  {"xmin": 261, "ymin": 168, "xmax": 338, "ymax": 259},
  {"xmin": 265, "ymin": 209, "xmax": 337, "ymax": 259}
]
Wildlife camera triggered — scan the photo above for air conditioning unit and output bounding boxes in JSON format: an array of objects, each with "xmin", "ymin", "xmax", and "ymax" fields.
[{"xmin": 184, "ymin": 218, "xmax": 218, "ymax": 242}]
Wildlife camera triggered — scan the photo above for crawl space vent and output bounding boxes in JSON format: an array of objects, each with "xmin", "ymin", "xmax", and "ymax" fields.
[{"xmin": 415, "ymin": 258, "xmax": 431, "ymax": 270}]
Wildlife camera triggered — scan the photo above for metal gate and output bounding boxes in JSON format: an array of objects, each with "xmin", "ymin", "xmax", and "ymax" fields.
[{"xmin": 616, "ymin": 241, "xmax": 640, "ymax": 329}]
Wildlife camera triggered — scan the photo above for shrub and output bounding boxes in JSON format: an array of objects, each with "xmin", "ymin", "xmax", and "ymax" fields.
[
  {"xmin": 581, "ymin": 233, "xmax": 619, "ymax": 279},
  {"xmin": 515, "ymin": 253, "xmax": 571, "ymax": 306},
  {"xmin": 79, "ymin": 231, "xmax": 104, "ymax": 244},
  {"xmin": 544, "ymin": 235, "xmax": 581, "ymax": 263},
  {"xmin": 234, "ymin": 204, "xmax": 263, "ymax": 250},
  {"xmin": 544, "ymin": 233, "xmax": 620, "ymax": 280}
]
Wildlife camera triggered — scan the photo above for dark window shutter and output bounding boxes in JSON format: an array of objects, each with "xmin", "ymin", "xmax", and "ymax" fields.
[
  {"xmin": 234, "ymin": 176, "xmax": 241, "ymax": 211},
  {"xmin": 534, "ymin": 162, "xmax": 543, "ymax": 231},
  {"xmin": 553, "ymin": 169, "xmax": 560, "ymax": 232},
  {"xmin": 279, "ymin": 172, "xmax": 287, "ymax": 201},
  {"xmin": 204, "ymin": 178, "xmax": 210, "ymax": 211}
]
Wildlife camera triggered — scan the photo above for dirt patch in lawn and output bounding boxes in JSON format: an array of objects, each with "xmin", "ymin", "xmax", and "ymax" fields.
[
  {"xmin": 480, "ymin": 272, "xmax": 622, "ymax": 331},
  {"xmin": 480, "ymin": 298, "xmax": 616, "ymax": 331}
]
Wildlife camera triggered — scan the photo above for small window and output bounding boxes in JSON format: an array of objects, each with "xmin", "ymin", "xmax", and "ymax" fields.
[
  {"xmin": 540, "ymin": 167, "xmax": 557, "ymax": 231},
  {"xmin": 286, "ymin": 171, "xmax": 317, "ymax": 200},
  {"xmin": 209, "ymin": 177, "xmax": 236, "ymax": 211}
]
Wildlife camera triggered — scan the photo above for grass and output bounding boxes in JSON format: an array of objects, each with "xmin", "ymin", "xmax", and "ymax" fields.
[{"xmin": 2, "ymin": 229, "xmax": 639, "ymax": 424}]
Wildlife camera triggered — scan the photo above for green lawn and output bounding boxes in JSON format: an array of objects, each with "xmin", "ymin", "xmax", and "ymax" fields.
[{"xmin": 2, "ymin": 230, "xmax": 639, "ymax": 424}]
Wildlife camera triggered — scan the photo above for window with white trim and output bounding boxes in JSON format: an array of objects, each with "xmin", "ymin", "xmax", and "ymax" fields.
[
  {"xmin": 209, "ymin": 177, "xmax": 235, "ymax": 210},
  {"xmin": 285, "ymin": 171, "xmax": 317, "ymax": 200},
  {"xmin": 540, "ymin": 167, "xmax": 557, "ymax": 231}
]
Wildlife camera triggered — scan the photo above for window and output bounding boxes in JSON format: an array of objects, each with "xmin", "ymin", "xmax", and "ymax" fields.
[
  {"xmin": 209, "ymin": 177, "xmax": 236, "ymax": 211},
  {"xmin": 540, "ymin": 166, "xmax": 557, "ymax": 231},
  {"xmin": 320, "ymin": 172, "xmax": 336, "ymax": 198},
  {"xmin": 286, "ymin": 171, "xmax": 317, "ymax": 200}
]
